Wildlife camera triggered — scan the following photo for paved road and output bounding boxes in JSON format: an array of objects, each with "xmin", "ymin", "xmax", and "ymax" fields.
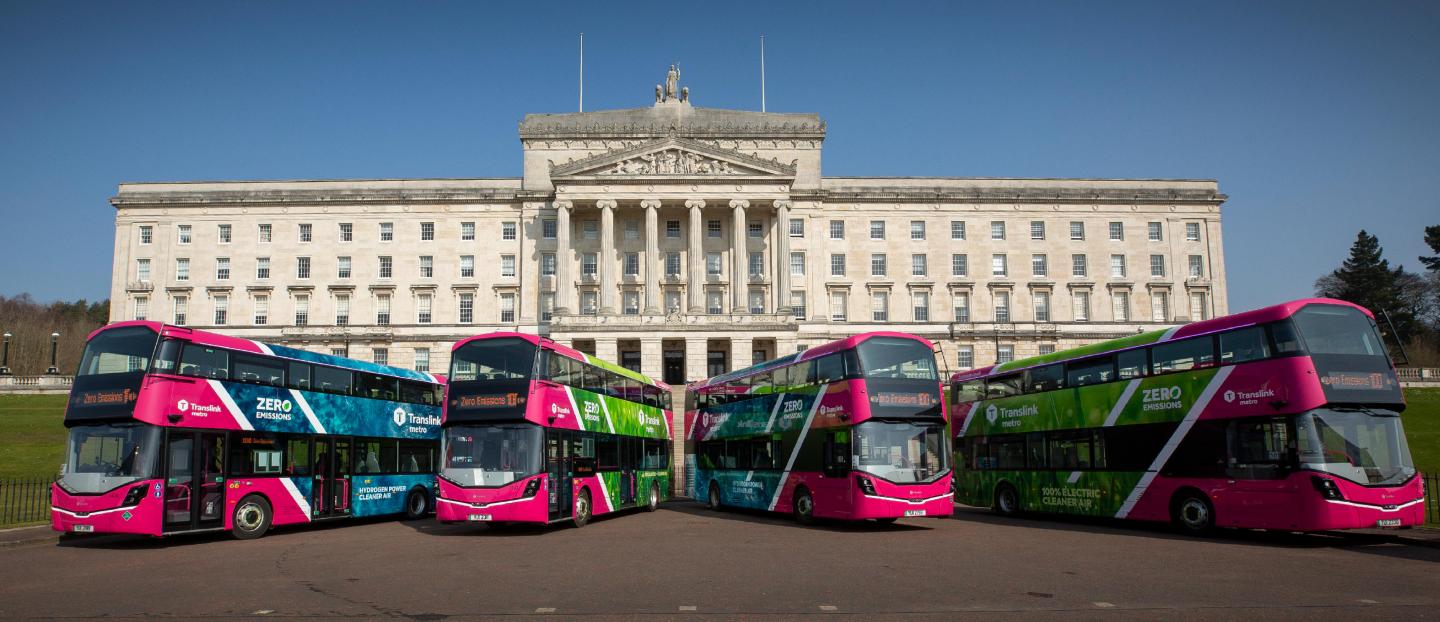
[{"xmin": 1, "ymin": 503, "xmax": 1437, "ymax": 620}]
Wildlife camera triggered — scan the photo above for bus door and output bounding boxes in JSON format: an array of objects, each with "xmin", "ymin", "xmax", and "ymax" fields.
[
  {"xmin": 163, "ymin": 431, "xmax": 226, "ymax": 532},
  {"xmin": 819, "ymin": 428, "xmax": 855, "ymax": 516},
  {"xmin": 620, "ymin": 437, "xmax": 635, "ymax": 506},
  {"xmin": 312, "ymin": 437, "xmax": 353, "ymax": 518},
  {"xmin": 547, "ymin": 430, "xmax": 572, "ymax": 521}
]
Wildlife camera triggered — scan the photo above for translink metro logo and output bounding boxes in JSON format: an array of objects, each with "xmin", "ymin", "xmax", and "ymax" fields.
[
  {"xmin": 985, "ymin": 405, "xmax": 998, "ymax": 424},
  {"xmin": 393, "ymin": 408, "xmax": 407, "ymax": 426}
]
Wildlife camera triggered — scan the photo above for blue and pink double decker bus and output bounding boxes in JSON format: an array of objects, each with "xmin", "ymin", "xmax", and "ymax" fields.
[
  {"xmin": 686, "ymin": 332, "xmax": 953, "ymax": 524},
  {"xmin": 437, "ymin": 333, "xmax": 674, "ymax": 528},
  {"xmin": 51, "ymin": 321, "xmax": 445, "ymax": 539},
  {"xmin": 950, "ymin": 298, "xmax": 1423, "ymax": 533}
]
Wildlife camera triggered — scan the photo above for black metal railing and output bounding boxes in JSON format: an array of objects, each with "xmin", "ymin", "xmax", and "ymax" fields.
[
  {"xmin": 0, "ymin": 477, "xmax": 55, "ymax": 527},
  {"xmin": 1426, "ymin": 474, "xmax": 1439, "ymax": 527}
]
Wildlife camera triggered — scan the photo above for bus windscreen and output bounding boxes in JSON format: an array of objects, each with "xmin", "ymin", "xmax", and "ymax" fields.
[
  {"xmin": 856, "ymin": 337, "xmax": 942, "ymax": 418},
  {"xmin": 67, "ymin": 326, "xmax": 158, "ymax": 422},
  {"xmin": 1292, "ymin": 305, "xmax": 1403, "ymax": 405}
]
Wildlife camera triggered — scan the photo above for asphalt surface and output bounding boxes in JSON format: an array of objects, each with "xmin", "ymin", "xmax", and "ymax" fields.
[{"xmin": 1, "ymin": 503, "xmax": 1438, "ymax": 620}]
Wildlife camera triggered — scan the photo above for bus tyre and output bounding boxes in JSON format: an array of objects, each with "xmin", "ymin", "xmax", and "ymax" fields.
[
  {"xmin": 1172, "ymin": 491, "xmax": 1215, "ymax": 535},
  {"xmin": 994, "ymin": 483, "xmax": 1021, "ymax": 517},
  {"xmin": 232, "ymin": 495, "xmax": 272, "ymax": 540},
  {"xmin": 403, "ymin": 488, "xmax": 429, "ymax": 520},
  {"xmin": 707, "ymin": 483, "xmax": 723, "ymax": 511},
  {"xmin": 646, "ymin": 483, "xmax": 660, "ymax": 512},
  {"xmin": 573, "ymin": 489, "xmax": 591, "ymax": 528},
  {"xmin": 794, "ymin": 488, "xmax": 816, "ymax": 525}
]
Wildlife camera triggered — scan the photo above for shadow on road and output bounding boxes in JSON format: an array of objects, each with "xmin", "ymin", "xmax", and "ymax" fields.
[
  {"xmin": 54, "ymin": 514, "xmax": 405, "ymax": 549},
  {"xmin": 665, "ymin": 500, "xmax": 937, "ymax": 532}
]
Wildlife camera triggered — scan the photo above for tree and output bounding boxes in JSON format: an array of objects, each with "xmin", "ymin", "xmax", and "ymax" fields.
[
  {"xmin": 1421, "ymin": 225, "xmax": 1440, "ymax": 272},
  {"xmin": 1314, "ymin": 230, "xmax": 1421, "ymax": 348},
  {"xmin": 0, "ymin": 294, "xmax": 110, "ymax": 375}
]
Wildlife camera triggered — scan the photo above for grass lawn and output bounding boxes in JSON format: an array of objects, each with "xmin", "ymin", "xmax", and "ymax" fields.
[
  {"xmin": 0, "ymin": 394, "xmax": 68, "ymax": 481},
  {"xmin": 1402, "ymin": 388, "xmax": 1440, "ymax": 475}
]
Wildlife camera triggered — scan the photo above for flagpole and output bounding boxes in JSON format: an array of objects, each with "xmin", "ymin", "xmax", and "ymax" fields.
[
  {"xmin": 579, "ymin": 32, "xmax": 585, "ymax": 112},
  {"xmin": 760, "ymin": 34, "xmax": 766, "ymax": 112}
]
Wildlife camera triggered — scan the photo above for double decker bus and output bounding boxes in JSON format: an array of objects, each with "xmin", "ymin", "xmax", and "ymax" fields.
[
  {"xmin": 686, "ymin": 332, "xmax": 952, "ymax": 524},
  {"xmin": 51, "ymin": 321, "xmax": 445, "ymax": 540},
  {"xmin": 437, "ymin": 333, "xmax": 674, "ymax": 528},
  {"xmin": 951, "ymin": 298, "xmax": 1423, "ymax": 533}
]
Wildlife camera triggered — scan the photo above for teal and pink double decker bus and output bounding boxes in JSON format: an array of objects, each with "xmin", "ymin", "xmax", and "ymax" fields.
[
  {"xmin": 51, "ymin": 322, "xmax": 445, "ymax": 539},
  {"xmin": 686, "ymin": 332, "xmax": 952, "ymax": 524},
  {"xmin": 951, "ymin": 298, "xmax": 1423, "ymax": 534},
  {"xmin": 437, "ymin": 333, "xmax": 674, "ymax": 528}
]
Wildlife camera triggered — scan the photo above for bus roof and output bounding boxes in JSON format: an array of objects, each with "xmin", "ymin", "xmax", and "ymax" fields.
[
  {"xmin": 690, "ymin": 331, "xmax": 935, "ymax": 390},
  {"xmin": 947, "ymin": 298, "xmax": 1371, "ymax": 382},
  {"xmin": 94, "ymin": 321, "xmax": 443, "ymax": 384},
  {"xmin": 452, "ymin": 331, "xmax": 668, "ymax": 390}
]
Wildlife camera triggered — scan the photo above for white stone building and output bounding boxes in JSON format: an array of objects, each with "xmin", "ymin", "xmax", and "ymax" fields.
[{"xmin": 108, "ymin": 75, "xmax": 1228, "ymax": 386}]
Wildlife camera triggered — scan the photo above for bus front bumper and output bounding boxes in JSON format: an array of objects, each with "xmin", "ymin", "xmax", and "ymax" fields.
[
  {"xmin": 50, "ymin": 480, "xmax": 164, "ymax": 536},
  {"xmin": 435, "ymin": 477, "xmax": 550, "ymax": 524}
]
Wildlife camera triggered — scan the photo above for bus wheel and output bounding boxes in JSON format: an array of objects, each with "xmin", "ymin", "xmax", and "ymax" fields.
[
  {"xmin": 646, "ymin": 483, "xmax": 660, "ymax": 512},
  {"xmin": 232, "ymin": 495, "xmax": 272, "ymax": 540},
  {"xmin": 707, "ymin": 483, "xmax": 723, "ymax": 511},
  {"xmin": 794, "ymin": 488, "xmax": 815, "ymax": 525},
  {"xmin": 1172, "ymin": 491, "xmax": 1215, "ymax": 535},
  {"xmin": 994, "ymin": 484, "xmax": 1020, "ymax": 517},
  {"xmin": 573, "ymin": 489, "xmax": 592, "ymax": 528},
  {"xmin": 403, "ymin": 488, "xmax": 429, "ymax": 520}
]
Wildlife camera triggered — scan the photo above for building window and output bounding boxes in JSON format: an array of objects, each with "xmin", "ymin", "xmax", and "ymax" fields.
[
  {"xmin": 379, "ymin": 256, "xmax": 393, "ymax": 279},
  {"xmin": 139, "ymin": 225, "xmax": 153, "ymax": 245},
  {"xmin": 622, "ymin": 291, "xmax": 640, "ymax": 315},
  {"xmin": 1152, "ymin": 291, "xmax": 1170, "ymax": 322},
  {"xmin": 957, "ymin": 346, "xmax": 974, "ymax": 369},
  {"xmin": 583, "ymin": 220, "xmax": 598, "ymax": 240},
  {"xmin": 910, "ymin": 220, "xmax": 926, "ymax": 240},
  {"xmin": 1150, "ymin": 254, "xmax": 1166, "ymax": 277},
  {"xmin": 541, "ymin": 293, "xmax": 555, "ymax": 322},
  {"xmin": 501, "ymin": 255, "xmax": 516, "ymax": 277},
  {"xmin": 830, "ymin": 254, "xmax": 846, "ymax": 277},
  {"xmin": 457, "ymin": 293, "xmax": 473, "ymax": 323},
  {"xmin": 379, "ymin": 222, "xmax": 394, "ymax": 242},
  {"xmin": 257, "ymin": 223, "xmax": 271, "ymax": 243},
  {"xmin": 623, "ymin": 252, "xmax": 640, "ymax": 277},
  {"xmin": 218, "ymin": 224, "xmax": 232, "ymax": 244},
  {"xmin": 951, "ymin": 254, "xmax": 968, "ymax": 277},
  {"xmin": 952, "ymin": 293, "xmax": 970, "ymax": 322},
  {"xmin": 414, "ymin": 349, "xmax": 430, "ymax": 372},
  {"xmin": 1069, "ymin": 221, "xmax": 1084, "ymax": 240},
  {"xmin": 789, "ymin": 252, "xmax": 805, "ymax": 276},
  {"xmin": 582, "ymin": 253, "xmax": 598, "ymax": 276},
  {"xmin": 541, "ymin": 253, "xmax": 556, "ymax": 276},
  {"xmin": 175, "ymin": 258, "xmax": 190, "ymax": 281},
  {"xmin": 666, "ymin": 220, "xmax": 681, "ymax": 238},
  {"xmin": 1188, "ymin": 255, "xmax": 1204, "ymax": 278},
  {"xmin": 869, "ymin": 220, "xmax": 885, "ymax": 240},
  {"xmin": 213, "ymin": 295, "xmax": 228, "ymax": 325},
  {"xmin": 172, "ymin": 295, "xmax": 187, "ymax": 325},
  {"xmin": 376, "ymin": 294, "xmax": 392, "ymax": 325},
  {"xmin": 1110, "ymin": 254, "xmax": 1127, "ymax": 278},
  {"xmin": 135, "ymin": 258, "xmax": 151, "ymax": 282},
  {"xmin": 871, "ymin": 291, "xmax": 889, "ymax": 321},
  {"xmin": 951, "ymin": 220, "xmax": 966, "ymax": 240},
  {"xmin": 789, "ymin": 218, "xmax": 804, "ymax": 238},
  {"xmin": 251, "ymin": 257, "xmax": 269, "ymax": 280},
  {"xmin": 911, "ymin": 254, "xmax": 927, "ymax": 277},
  {"xmin": 421, "ymin": 222, "xmax": 435, "ymax": 241},
  {"xmin": 707, "ymin": 220, "xmax": 722, "ymax": 238},
  {"xmin": 1038, "ymin": 344, "xmax": 1056, "ymax": 355},
  {"xmin": 666, "ymin": 252, "xmax": 681, "ymax": 277},
  {"xmin": 706, "ymin": 291, "xmax": 723, "ymax": 315},
  {"xmin": 829, "ymin": 291, "xmax": 848, "ymax": 322},
  {"xmin": 500, "ymin": 293, "xmax": 516, "ymax": 322},
  {"xmin": 295, "ymin": 256, "xmax": 311, "ymax": 279},
  {"xmin": 912, "ymin": 291, "xmax": 930, "ymax": 322},
  {"xmin": 1030, "ymin": 221, "xmax": 1045, "ymax": 240},
  {"xmin": 991, "ymin": 254, "xmax": 1007, "ymax": 277},
  {"xmin": 1113, "ymin": 291, "xmax": 1131, "ymax": 321},
  {"xmin": 460, "ymin": 222, "xmax": 475, "ymax": 241},
  {"xmin": 299, "ymin": 223, "xmax": 313, "ymax": 243},
  {"xmin": 665, "ymin": 290, "xmax": 682, "ymax": 313},
  {"xmin": 178, "ymin": 224, "xmax": 192, "ymax": 244},
  {"xmin": 372, "ymin": 348, "xmax": 388, "ymax": 366},
  {"xmin": 293, "ymin": 294, "xmax": 308, "ymax": 326},
  {"xmin": 790, "ymin": 291, "xmax": 806, "ymax": 320},
  {"xmin": 581, "ymin": 291, "xmax": 598, "ymax": 315},
  {"xmin": 997, "ymin": 345, "xmax": 1014, "ymax": 364},
  {"xmin": 1034, "ymin": 291, "xmax": 1051, "ymax": 322},
  {"xmin": 870, "ymin": 253, "xmax": 887, "ymax": 277},
  {"xmin": 417, "ymin": 294, "xmax": 432, "ymax": 324},
  {"xmin": 749, "ymin": 252, "xmax": 764, "ymax": 277},
  {"xmin": 706, "ymin": 252, "xmax": 722, "ymax": 276},
  {"xmin": 829, "ymin": 220, "xmax": 845, "ymax": 240},
  {"xmin": 339, "ymin": 222, "xmax": 353, "ymax": 242},
  {"xmin": 460, "ymin": 255, "xmax": 475, "ymax": 278},
  {"xmin": 624, "ymin": 220, "xmax": 640, "ymax": 240},
  {"xmin": 335, "ymin": 294, "xmax": 350, "ymax": 326},
  {"xmin": 749, "ymin": 289, "xmax": 765, "ymax": 313},
  {"xmin": 1108, "ymin": 222, "xmax": 1124, "ymax": 241},
  {"xmin": 330, "ymin": 348, "xmax": 346, "ymax": 357},
  {"xmin": 1073, "ymin": 291, "xmax": 1091, "ymax": 322},
  {"xmin": 991, "ymin": 221, "xmax": 1006, "ymax": 240},
  {"xmin": 133, "ymin": 296, "xmax": 148, "ymax": 321},
  {"xmin": 1186, "ymin": 222, "xmax": 1201, "ymax": 242},
  {"xmin": 1031, "ymin": 254, "xmax": 1048, "ymax": 277},
  {"xmin": 1072, "ymin": 254, "xmax": 1088, "ymax": 277},
  {"xmin": 994, "ymin": 291, "xmax": 1010, "ymax": 322},
  {"xmin": 542, "ymin": 219, "xmax": 557, "ymax": 239},
  {"xmin": 1190, "ymin": 292, "xmax": 1209, "ymax": 320},
  {"xmin": 748, "ymin": 221, "xmax": 763, "ymax": 238},
  {"xmin": 336, "ymin": 256, "xmax": 351, "ymax": 279},
  {"xmin": 215, "ymin": 257, "xmax": 230, "ymax": 281},
  {"xmin": 1148, "ymin": 222, "xmax": 1164, "ymax": 242},
  {"xmin": 502, "ymin": 222, "xmax": 517, "ymax": 241}
]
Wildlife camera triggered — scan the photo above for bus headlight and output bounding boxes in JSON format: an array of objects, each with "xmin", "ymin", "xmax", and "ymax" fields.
[
  {"xmin": 856, "ymin": 475, "xmax": 877, "ymax": 496},
  {"xmin": 523, "ymin": 478, "xmax": 542, "ymax": 498},
  {"xmin": 1310, "ymin": 476, "xmax": 1344, "ymax": 501},
  {"xmin": 121, "ymin": 483, "xmax": 149, "ymax": 507}
]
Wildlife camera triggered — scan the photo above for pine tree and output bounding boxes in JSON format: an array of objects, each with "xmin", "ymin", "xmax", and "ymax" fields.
[
  {"xmin": 1421, "ymin": 225, "xmax": 1440, "ymax": 272},
  {"xmin": 1315, "ymin": 230, "xmax": 1419, "ymax": 345}
]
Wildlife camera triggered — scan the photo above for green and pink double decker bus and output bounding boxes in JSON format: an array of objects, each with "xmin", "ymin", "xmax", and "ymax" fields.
[
  {"xmin": 437, "ymin": 333, "xmax": 674, "ymax": 527},
  {"xmin": 951, "ymin": 298, "xmax": 1422, "ymax": 533},
  {"xmin": 51, "ymin": 321, "xmax": 445, "ymax": 539},
  {"xmin": 686, "ymin": 332, "xmax": 952, "ymax": 524}
]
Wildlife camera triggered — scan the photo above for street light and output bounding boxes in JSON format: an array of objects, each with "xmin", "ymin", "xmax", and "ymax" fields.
[
  {"xmin": 0, "ymin": 332, "xmax": 11, "ymax": 375},
  {"xmin": 46, "ymin": 332, "xmax": 60, "ymax": 375}
]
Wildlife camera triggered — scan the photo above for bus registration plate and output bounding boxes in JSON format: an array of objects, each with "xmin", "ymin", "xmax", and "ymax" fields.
[
  {"xmin": 467, "ymin": 514, "xmax": 492, "ymax": 522},
  {"xmin": 904, "ymin": 510, "xmax": 926, "ymax": 517},
  {"xmin": 71, "ymin": 524, "xmax": 94, "ymax": 533},
  {"xmin": 1376, "ymin": 518, "xmax": 1402, "ymax": 528}
]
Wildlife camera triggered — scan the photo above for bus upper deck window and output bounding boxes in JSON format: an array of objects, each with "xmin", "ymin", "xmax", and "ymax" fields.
[
  {"xmin": 1269, "ymin": 321, "xmax": 1303, "ymax": 355},
  {"xmin": 152, "ymin": 339, "xmax": 182, "ymax": 374}
]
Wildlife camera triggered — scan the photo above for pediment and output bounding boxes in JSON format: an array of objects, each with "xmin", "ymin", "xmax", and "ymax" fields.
[{"xmin": 550, "ymin": 136, "xmax": 796, "ymax": 178}]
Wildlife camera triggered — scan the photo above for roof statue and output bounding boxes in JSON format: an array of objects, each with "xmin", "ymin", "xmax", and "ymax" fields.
[{"xmin": 664, "ymin": 64, "xmax": 680, "ymax": 102}]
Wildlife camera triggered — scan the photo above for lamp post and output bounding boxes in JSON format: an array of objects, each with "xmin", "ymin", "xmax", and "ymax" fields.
[
  {"xmin": 46, "ymin": 332, "xmax": 60, "ymax": 375},
  {"xmin": 0, "ymin": 332, "xmax": 11, "ymax": 375}
]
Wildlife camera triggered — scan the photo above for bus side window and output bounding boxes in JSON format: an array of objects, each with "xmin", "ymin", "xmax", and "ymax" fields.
[
  {"xmin": 1151, "ymin": 337, "xmax": 1216, "ymax": 375},
  {"xmin": 313, "ymin": 366, "xmax": 353, "ymax": 395},
  {"xmin": 233, "ymin": 353, "xmax": 285, "ymax": 387},
  {"xmin": 1269, "ymin": 320, "xmax": 1303, "ymax": 355},
  {"xmin": 813, "ymin": 354, "xmax": 846, "ymax": 384},
  {"xmin": 1065, "ymin": 356, "xmax": 1114, "ymax": 388},
  {"xmin": 985, "ymin": 374, "xmax": 1023, "ymax": 399},
  {"xmin": 1219, "ymin": 326, "xmax": 1271, "ymax": 365},
  {"xmin": 1116, "ymin": 349, "xmax": 1147, "ymax": 380},
  {"xmin": 954, "ymin": 380, "xmax": 984, "ymax": 404},
  {"xmin": 180, "ymin": 344, "xmax": 229, "ymax": 379},
  {"xmin": 1027, "ymin": 364, "xmax": 1065, "ymax": 393},
  {"xmin": 288, "ymin": 362, "xmax": 312, "ymax": 391},
  {"xmin": 152, "ymin": 339, "xmax": 182, "ymax": 374},
  {"xmin": 788, "ymin": 360, "xmax": 814, "ymax": 388}
]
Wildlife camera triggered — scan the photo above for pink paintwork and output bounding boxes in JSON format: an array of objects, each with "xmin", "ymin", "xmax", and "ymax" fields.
[
  {"xmin": 51, "ymin": 480, "xmax": 166, "ymax": 536},
  {"xmin": 221, "ymin": 478, "xmax": 314, "ymax": 530},
  {"xmin": 768, "ymin": 472, "xmax": 955, "ymax": 520},
  {"xmin": 1124, "ymin": 471, "xmax": 1425, "ymax": 531},
  {"xmin": 435, "ymin": 475, "xmax": 550, "ymax": 524}
]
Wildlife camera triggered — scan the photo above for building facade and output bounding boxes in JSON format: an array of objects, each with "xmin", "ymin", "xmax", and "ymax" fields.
[{"xmin": 109, "ymin": 76, "xmax": 1229, "ymax": 387}]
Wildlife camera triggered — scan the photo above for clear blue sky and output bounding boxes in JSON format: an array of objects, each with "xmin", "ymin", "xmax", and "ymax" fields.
[{"xmin": 2, "ymin": 1, "xmax": 1437, "ymax": 312}]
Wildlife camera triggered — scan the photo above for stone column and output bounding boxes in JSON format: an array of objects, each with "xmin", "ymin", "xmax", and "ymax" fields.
[
  {"xmin": 597, "ymin": 199, "xmax": 617, "ymax": 315},
  {"xmin": 729, "ymin": 336, "xmax": 753, "ymax": 372},
  {"xmin": 774, "ymin": 200, "xmax": 792, "ymax": 313},
  {"xmin": 641, "ymin": 199, "xmax": 662, "ymax": 314},
  {"xmin": 686, "ymin": 199, "xmax": 705, "ymax": 313},
  {"xmin": 595, "ymin": 338, "xmax": 618, "ymax": 365},
  {"xmin": 554, "ymin": 200, "xmax": 573, "ymax": 315},
  {"xmin": 685, "ymin": 337, "xmax": 709, "ymax": 383},
  {"xmin": 730, "ymin": 199, "xmax": 749, "ymax": 312},
  {"xmin": 640, "ymin": 337, "xmax": 662, "ymax": 380}
]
